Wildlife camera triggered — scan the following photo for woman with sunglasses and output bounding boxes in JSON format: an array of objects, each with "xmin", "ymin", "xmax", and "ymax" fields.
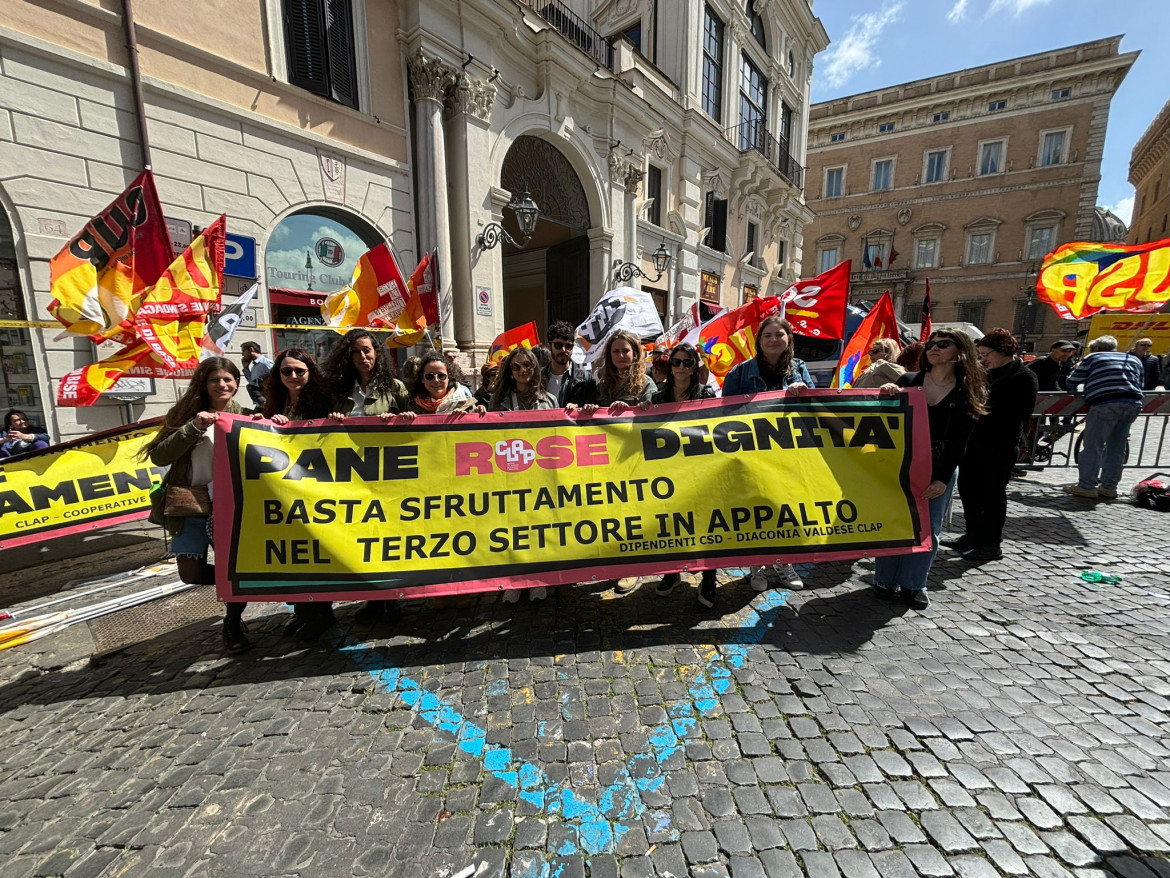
[
  {"xmin": 142, "ymin": 358, "xmax": 249, "ymax": 653},
  {"xmin": 876, "ymin": 329, "xmax": 987, "ymax": 608},
  {"xmin": 565, "ymin": 329, "xmax": 656, "ymax": 417},
  {"xmin": 723, "ymin": 315, "xmax": 813, "ymax": 593},
  {"xmin": 259, "ymin": 348, "xmax": 338, "ymax": 638},
  {"xmin": 408, "ymin": 351, "xmax": 485, "ymax": 414},
  {"xmin": 647, "ymin": 343, "xmax": 723, "ymax": 607},
  {"xmin": 851, "ymin": 337, "xmax": 905, "ymax": 388},
  {"xmin": 323, "ymin": 329, "xmax": 409, "ymax": 422}
]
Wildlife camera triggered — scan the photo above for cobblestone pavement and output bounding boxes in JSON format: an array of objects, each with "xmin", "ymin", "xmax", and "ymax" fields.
[{"xmin": 1, "ymin": 468, "xmax": 1169, "ymax": 877}]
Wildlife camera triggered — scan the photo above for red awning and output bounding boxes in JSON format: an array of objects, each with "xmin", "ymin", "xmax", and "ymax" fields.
[{"xmin": 269, "ymin": 287, "xmax": 328, "ymax": 308}]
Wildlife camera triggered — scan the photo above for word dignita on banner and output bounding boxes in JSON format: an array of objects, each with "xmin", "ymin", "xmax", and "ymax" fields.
[{"xmin": 213, "ymin": 391, "xmax": 933, "ymax": 603}]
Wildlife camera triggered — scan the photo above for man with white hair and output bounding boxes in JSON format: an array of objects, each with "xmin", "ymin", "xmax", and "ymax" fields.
[{"xmin": 1061, "ymin": 335, "xmax": 1144, "ymax": 499}]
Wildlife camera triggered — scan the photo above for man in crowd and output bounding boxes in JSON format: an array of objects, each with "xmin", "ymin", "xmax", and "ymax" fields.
[
  {"xmin": 1131, "ymin": 337, "xmax": 1162, "ymax": 390},
  {"xmin": 1061, "ymin": 335, "xmax": 1144, "ymax": 500},
  {"xmin": 1027, "ymin": 340, "xmax": 1077, "ymax": 391},
  {"xmin": 545, "ymin": 320, "xmax": 589, "ymax": 406},
  {"xmin": 240, "ymin": 341, "xmax": 273, "ymax": 410}
]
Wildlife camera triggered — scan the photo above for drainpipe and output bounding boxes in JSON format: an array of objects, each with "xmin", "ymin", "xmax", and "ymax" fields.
[{"xmin": 121, "ymin": 0, "xmax": 152, "ymax": 168}]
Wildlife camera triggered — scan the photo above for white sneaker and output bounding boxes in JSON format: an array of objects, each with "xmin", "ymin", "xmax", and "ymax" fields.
[
  {"xmin": 614, "ymin": 577, "xmax": 641, "ymax": 595},
  {"xmin": 502, "ymin": 589, "xmax": 520, "ymax": 604},
  {"xmin": 529, "ymin": 586, "xmax": 547, "ymax": 601},
  {"xmin": 775, "ymin": 563, "xmax": 804, "ymax": 590},
  {"xmin": 749, "ymin": 567, "xmax": 769, "ymax": 591}
]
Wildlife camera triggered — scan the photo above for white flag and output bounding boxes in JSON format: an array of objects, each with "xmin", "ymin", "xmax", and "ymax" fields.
[
  {"xmin": 201, "ymin": 283, "xmax": 259, "ymax": 358},
  {"xmin": 575, "ymin": 287, "xmax": 664, "ymax": 365}
]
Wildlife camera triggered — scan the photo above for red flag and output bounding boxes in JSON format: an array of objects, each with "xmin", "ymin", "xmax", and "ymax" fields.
[
  {"xmin": 778, "ymin": 260, "xmax": 850, "ymax": 340},
  {"xmin": 420, "ymin": 249, "xmax": 441, "ymax": 326},
  {"xmin": 919, "ymin": 278, "xmax": 932, "ymax": 341},
  {"xmin": 385, "ymin": 252, "xmax": 433, "ymax": 349},
  {"xmin": 489, "ymin": 322, "xmax": 540, "ymax": 364},
  {"xmin": 320, "ymin": 243, "xmax": 410, "ymax": 328},
  {"xmin": 874, "ymin": 253, "xmax": 884, "ymax": 269},
  {"xmin": 888, "ymin": 246, "xmax": 899, "ymax": 266},
  {"xmin": 696, "ymin": 296, "xmax": 784, "ymax": 386},
  {"xmin": 833, "ymin": 292, "xmax": 898, "ymax": 388}
]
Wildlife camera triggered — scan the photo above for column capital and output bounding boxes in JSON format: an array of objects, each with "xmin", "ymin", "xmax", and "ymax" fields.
[
  {"xmin": 446, "ymin": 72, "xmax": 496, "ymax": 123},
  {"xmin": 408, "ymin": 48, "xmax": 456, "ymax": 103}
]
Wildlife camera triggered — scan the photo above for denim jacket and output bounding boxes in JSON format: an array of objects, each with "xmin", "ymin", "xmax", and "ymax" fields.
[{"xmin": 722, "ymin": 357, "xmax": 814, "ymax": 397}]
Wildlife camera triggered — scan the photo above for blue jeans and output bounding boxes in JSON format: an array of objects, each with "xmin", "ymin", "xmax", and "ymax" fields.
[
  {"xmin": 874, "ymin": 472, "xmax": 956, "ymax": 593},
  {"xmin": 1077, "ymin": 402, "xmax": 1140, "ymax": 490}
]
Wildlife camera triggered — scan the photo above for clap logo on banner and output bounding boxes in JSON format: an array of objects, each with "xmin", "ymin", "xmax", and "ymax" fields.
[
  {"xmin": 575, "ymin": 288, "xmax": 664, "ymax": 364},
  {"xmin": 832, "ymin": 291, "xmax": 898, "ymax": 389},
  {"xmin": 777, "ymin": 260, "xmax": 850, "ymax": 340},
  {"xmin": 1036, "ymin": 238, "xmax": 1170, "ymax": 320},
  {"xmin": 488, "ymin": 322, "xmax": 540, "ymax": 364}
]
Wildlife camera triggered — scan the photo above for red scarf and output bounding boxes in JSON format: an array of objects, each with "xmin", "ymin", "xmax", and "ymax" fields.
[{"xmin": 413, "ymin": 387, "xmax": 452, "ymax": 413}]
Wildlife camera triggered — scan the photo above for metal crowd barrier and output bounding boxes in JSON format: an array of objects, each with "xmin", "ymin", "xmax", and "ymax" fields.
[{"xmin": 1021, "ymin": 392, "xmax": 1170, "ymax": 470}]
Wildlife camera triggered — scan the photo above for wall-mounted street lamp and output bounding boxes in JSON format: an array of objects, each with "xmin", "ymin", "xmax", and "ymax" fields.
[
  {"xmin": 477, "ymin": 190, "xmax": 541, "ymax": 250},
  {"xmin": 612, "ymin": 241, "xmax": 672, "ymax": 285}
]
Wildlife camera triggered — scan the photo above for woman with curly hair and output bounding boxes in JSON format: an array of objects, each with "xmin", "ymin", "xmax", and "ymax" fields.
[
  {"xmin": 408, "ymin": 350, "xmax": 484, "ymax": 414},
  {"xmin": 566, "ymin": 329, "xmax": 656, "ymax": 416},
  {"xmin": 323, "ymin": 329, "xmax": 409, "ymax": 420},
  {"xmin": 490, "ymin": 346, "xmax": 558, "ymax": 413},
  {"xmin": 945, "ymin": 328, "xmax": 1037, "ymax": 562},
  {"xmin": 141, "ymin": 357, "xmax": 249, "ymax": 653},
  {"xmin": 875, "ymin": 328, "xmax": 988, "ymax": 608}
]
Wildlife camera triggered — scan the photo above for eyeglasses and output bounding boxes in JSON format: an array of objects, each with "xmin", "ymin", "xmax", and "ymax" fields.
[
  {"xmin": 670, "ymin": 358, "xmax": 696, "ymax": 369},
  {"xmin": 511, "ymin": 362, "xmax": 535, "ymax": 372},
  {"xmin": 280, "ymin": 367, "xmax": 308, "ymax": 377},
  {"xmin": 868, "ymin": 348, "xmax": 882, "ymax": 355},
  {"xmin": 924, "ymin": 340, "xmax": 955, "ymax": 351},
  {"xmin": 550, "ymin": 340, "xmax": 573, "ymax": 351},
  {"xmin": 423, "ymin": 372, "xmax": 448, "ymax": 382}
]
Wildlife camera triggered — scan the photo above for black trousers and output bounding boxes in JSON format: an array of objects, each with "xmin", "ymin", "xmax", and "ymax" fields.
[{"xmin": 957, "ymin": 443, "xmax": 1017, "ymax": 547}]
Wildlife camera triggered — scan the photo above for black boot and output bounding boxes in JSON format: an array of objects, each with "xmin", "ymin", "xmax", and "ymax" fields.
[{"xmin": 223, "ymin": 609, "xmax": 251, "ymax": 654}]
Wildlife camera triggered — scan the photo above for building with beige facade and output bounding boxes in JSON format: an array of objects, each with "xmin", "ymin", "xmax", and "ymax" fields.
[
  {"xmin": 1129, "ymin": 97, "xmax": 1170, "ymax": 246},
  {"xmin": 803, "ymin": 36, "xmax": 1136, "ymax": 353}
]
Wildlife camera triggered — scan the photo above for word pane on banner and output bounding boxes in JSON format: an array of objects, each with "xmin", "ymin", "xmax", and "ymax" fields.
[{"xmin": 214, "ymin": 392, "xmax": 932, "ymax": 602}]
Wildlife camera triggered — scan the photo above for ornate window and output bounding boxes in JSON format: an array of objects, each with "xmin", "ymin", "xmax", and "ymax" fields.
[
  {"xmin": 702, "ymin": 6, "xmax": 724, "ymax": 122},
  {"xmin": 746, "ymin": 1, "xmax": 766, "ymax": 49},
  {"xmin": 739, "ymin": 54, "xmax": 767, "ymax": 151}
]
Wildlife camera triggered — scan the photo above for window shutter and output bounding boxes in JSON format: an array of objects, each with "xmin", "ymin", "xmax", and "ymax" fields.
[
  {"xmin": 711, "ymin": 198, "xmax": 728, "ymax": 253},
  {"xmin": 324, "ymin": 0, "xmax": 359, "ymax": 110},
  {"xmin": 284, "ymin": 0, "xmax": 329, "ymax": 98}
]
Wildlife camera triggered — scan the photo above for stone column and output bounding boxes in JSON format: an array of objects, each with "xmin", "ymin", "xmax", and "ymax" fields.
[{"xmin": 408, "ymin": 49, "xmax": 456, "ymax": 347}]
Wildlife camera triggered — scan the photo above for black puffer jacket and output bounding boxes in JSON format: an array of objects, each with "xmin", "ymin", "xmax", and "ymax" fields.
[{"xmin": 972, "ymin": 358, "xmax": 1038, "ymax": 450}]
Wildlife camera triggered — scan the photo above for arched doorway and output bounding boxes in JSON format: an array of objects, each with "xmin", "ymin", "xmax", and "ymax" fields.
[
  {"xmin": 500, "ymin": 136, "xmax": 591, "ymax": 331},
  {"xmin": 0, "ymin": 208, "xmax": 44, "ymax": 431},
  {"xmin": 264, "ymin": 207, "xmax": 384, "ymax": 363}
]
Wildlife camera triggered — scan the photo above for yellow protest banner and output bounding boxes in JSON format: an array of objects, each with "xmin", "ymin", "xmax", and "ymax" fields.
[
  {"xmin": 214, "ymin": 392, "xmax": 933, "ymax": 601},
  {"xmin": 0, "ymin": 420, "xmax": 164, "ymax": 549},
  {"xmin": 1087, "ymin": 312, "xmax": 1170, "ymax": 355}
]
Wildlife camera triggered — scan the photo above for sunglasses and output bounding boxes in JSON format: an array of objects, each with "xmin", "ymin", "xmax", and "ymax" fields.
[
  {"xmin": 670, "ymin": 358, "xmax": 696, "ymax": 369},
  {"xmin": 550, "ymin": 340, "xmax": 573, "ymax": 351},
  {"xmin": 423, "ymin": 372, "xmax": 448, "ymax": 381},
  {"xmin": 924, "ymin": 340, "xmax": 955, "ymax": 351},
  {"xmin": 280, "ymin": 367, "xmax": 308, "ymax": 377}
]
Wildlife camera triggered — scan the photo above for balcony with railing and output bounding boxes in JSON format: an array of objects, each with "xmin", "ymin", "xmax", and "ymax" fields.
[
  {"xmin": 727, "ymin": 120, "xmax": 804, "ymax": 192},
  {"xmin": 531, "ymin": 1, "xmax": 614, "ymax": 70}
]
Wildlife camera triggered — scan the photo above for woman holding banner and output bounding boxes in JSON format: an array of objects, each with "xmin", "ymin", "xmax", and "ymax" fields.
[
  {"xmin": 142, "ymin": 358, "xmax": 249, "ymax": 654},
  {"xmin": 323, "ymin": 329, "xmax": 410, "ymax": 420},
  {"xmin": 648, "ymin": 343, "xmax": 723, "ymax": 607},
  {"xmin": 566, "ymin": 329, "xmax": 656, "ymax": 416},
  {"xmin": 875, "ymin": 329, "xmax": 986, "ymax": 609},
  {"xmin": 260, "ymin": 348, "xmax": 338, "ymax": 638},
  {"xmin": 722, "ymin": 316, "xmax": 812, "ymax": 593},
  {"xmin": 408, "ymin": 351, "xmax": 484, "ymax": 415}
]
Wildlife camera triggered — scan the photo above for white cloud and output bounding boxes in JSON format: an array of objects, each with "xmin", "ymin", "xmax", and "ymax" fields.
[
  {"xmin": 988, "ymin": 0, "xmax": 1053, "ymax": 15},
  {"xmin": 818, "ymin": 2, "xmax": 904, "ymax": 90},
  {"xmin": 1103, "ymin": 196, "xmax": 1134, "ymax": 225},
  {"xmin": 946, "ymin": 0, "xmax": 969, "ymax": 22}
]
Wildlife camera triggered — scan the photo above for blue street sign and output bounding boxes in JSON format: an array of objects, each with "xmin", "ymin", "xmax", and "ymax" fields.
[{"xmin": 224, "ymin": 233, "xmax": 257, "ymax": 279}]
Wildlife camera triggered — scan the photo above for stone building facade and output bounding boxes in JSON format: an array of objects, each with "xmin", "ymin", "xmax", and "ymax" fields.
[
  {"xmin": 803, "ymin": 37, "xmax": 1136, "ymax": 353},
  {"xmin": 1129, "ymin": 97, "xmax": 1170, "ymax": 246}
]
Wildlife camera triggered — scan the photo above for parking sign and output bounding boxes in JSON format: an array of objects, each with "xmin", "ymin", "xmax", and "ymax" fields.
[{"xmin": 225, "ymin": 233, "xmax": 257, "ymax": 279}]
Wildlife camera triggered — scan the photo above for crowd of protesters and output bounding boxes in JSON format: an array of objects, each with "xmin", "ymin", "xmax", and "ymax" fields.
[{"xmin": 76, "ymin": 314, "xmax": 1161, "ymax": 654}]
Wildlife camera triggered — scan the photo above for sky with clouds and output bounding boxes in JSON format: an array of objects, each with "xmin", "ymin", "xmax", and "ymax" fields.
[{"xmin": 811, "ymin": 0, "xmax": 1167, "ymax": 226}]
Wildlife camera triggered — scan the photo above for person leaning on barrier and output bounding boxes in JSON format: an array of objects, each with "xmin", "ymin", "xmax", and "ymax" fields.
[
  {"xmin": 1027, "ymin": 340, "xmax": 1077, "ymax": 392},
  {"xmin": 141, "ymin": 358, "xmax": 249, "ymax": 654},
  {"xmin": 258, "ymin": 348, "xmax": 339, "ymax": 639},
  {"xmin": 722, "ymin": 315, "xmax": 813, "ymax": 594},
  {"xmin": 874, "ymin": 329, "xmax": 986, "ymax": 609},
  {"xmin": 545, "ymin": 320, "xmax": 590, "ymax": 407},
  {"xmin": 323, "ymin": 328, "xmax": 409, "ymax": 420},
  {"xmin": 851, "ymin": 337, "xmax": 905, "ymax": 389},
  {"xmin": 1061, "ymin": 335, "xmax": 1145, "ymax": 501},
  {"xmin": 945, "ymin": 329, "xmax": 1038, "ymax": 563}
]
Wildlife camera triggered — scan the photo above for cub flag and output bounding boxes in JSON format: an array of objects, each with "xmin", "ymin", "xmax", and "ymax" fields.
[
  {"xmin": 575, "ymin": 288, "xmax": 664, "ymax": 365},
  {"xmin": 320, "ymin": 243, "xmax": 410, "ymax": 328},
  {"xmin": 696, "ymin": 296, "xmax": 784, "ymax": 387},
  {"xmin": 778, "ymin": 260, "xmax": 850, "ymax": 340},
  {"xmin": 832, "ymin": 291, "xmax": 897, "ymax": 389},
  {"xmin": 488, "ymin": 322, "xmax": 540, "ymax": 364},
  {"xmin": 134, "ymin": 215, "xmax": 225, "ymax": 325},
  {"xmin": 385, "ymin": 251, "xmax": 433, "ymax": 350},
  {"xmin": 1036, "ymin": 238, "xmax": 1170, "ymax": 319},
  {"xmin": 48, "ymin": 169, "xmax": 173, "ymax": 341}
]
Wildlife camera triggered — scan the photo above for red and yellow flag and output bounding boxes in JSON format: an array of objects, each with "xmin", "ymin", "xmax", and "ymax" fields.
[
  {"xmin": 488, "ymin": 322, "xmax": 540, "ymax": 364},
  {"xmin": 1037, "ymin": 238, "xmax": 1170, "ymax": 320},
  {"xmin": 386, "ymin": 250, "xmax": 434, "ymax": 350},
  {"xmin": 832, "ymin": 292, "xmax": 897, "ymax": 388},
  {"xmin": 696, "ymin": 296, "xmax": 784, "ymax": 386},
  {"xmin": 320, "ymin": 242, "xmax": 410, "ymax": 329},
  {"xmin": 48, "ymin": 170, "xmax": 173, "ymax": 341}
]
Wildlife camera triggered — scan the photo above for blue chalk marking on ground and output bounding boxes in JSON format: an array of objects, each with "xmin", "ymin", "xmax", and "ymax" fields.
[{"xmin": 335, "ymin": 588, "xmax": 789, "ymax": 856}]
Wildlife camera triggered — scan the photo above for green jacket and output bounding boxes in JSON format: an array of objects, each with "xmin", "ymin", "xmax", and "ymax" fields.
[
  {"xmin": 334, "ymin": 379, "xmax": 410, "ymax": 417},
  {"xmin": 149, "ymin": 401, "xmax": 241, "ymax": 534}
]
